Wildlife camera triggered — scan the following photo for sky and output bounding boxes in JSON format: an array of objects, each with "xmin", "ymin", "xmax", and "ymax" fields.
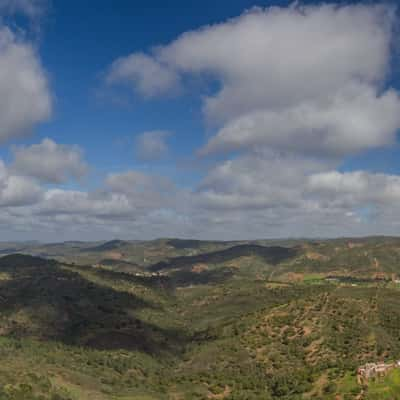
[{"xmin": 0, "ymin": 0, "xmax": 400, "ymax": 241}]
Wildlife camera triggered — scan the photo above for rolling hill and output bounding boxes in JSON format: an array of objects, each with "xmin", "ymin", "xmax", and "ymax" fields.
[{"xmin": 0, "ymin": 238, "xmax": 399, "ymax": 398}]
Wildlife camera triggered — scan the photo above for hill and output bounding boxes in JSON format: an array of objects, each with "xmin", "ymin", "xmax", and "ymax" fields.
[
  {"xmin": 85, "ymin": 240, "xmax": 130, "ymax": 252},
  {"xmin": 150, "ymin": 244, "xmax": 297, "ymax": 271},
  {"xmin": 0, "ymin": 238, "xmax": 400, "ymax": 398}
]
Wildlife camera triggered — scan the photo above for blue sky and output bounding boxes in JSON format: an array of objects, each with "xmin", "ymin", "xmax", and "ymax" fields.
[{"xmin": 0, "ymin": 0, "xmax": 399, "ymax": 241}]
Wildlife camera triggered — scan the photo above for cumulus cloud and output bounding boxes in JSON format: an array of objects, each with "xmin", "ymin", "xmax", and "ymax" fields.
[
  {"xmin": 5, "ymin": 169, "xmax": 184, "ymax": 240},
  {"xmin": 11, "ymin": 138, "xmax": 88, "ymax": 183},
  {"xmin": 201, "ymin": 85, "xmax": 400, "ymax": 157},
  {"xmin": 0, "ymin": 27, "xmax": 51, "ymax": 142},
  {"xmin": 108, "ymin": 5, "xmax": 394, "ymax": 114},
  {"xmin": 2, "ymin": 160, "xmax": 400, "ymax": 240},
  {"xmin": 196, "ymin": 151, "xmax": 321, "ymax": 210},
  {"xmin": 0, "ymin": 175, "xmax": 42, "ymax": 206},
  {"xmin": 106, "ymin": 3, "xmax": 400, "ymax": 158},
  {"xmin": 134, "ymin": 130, "xmax": 171, "ymax": 161},
  {"xmin": 106, "ymin": 52, "xmax": 180, "ymax": 97},
  {"xmin": 161, "ymin": 4, "xmax": 392, "ymax": 119},
  {"xmin": 192, "ymin": 157, "xmax": 400, "ymax": 239},
  {"xmin": 308, "ymin": 170, "xmax": 400, "ymax": 207},
  {"xmin": 39, "ymin": 189, "xmax": 134, "ymax": 219},
  {"xmin": 0, "ymin": 155, "xmax": 189, "ymax": 239},
  {"xmin": 0, "ymin": 160, "xmax": 42, "ymax": 207}
]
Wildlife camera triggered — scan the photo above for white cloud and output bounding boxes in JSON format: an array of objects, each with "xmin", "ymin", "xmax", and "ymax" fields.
[
  {"xmin": 2, "ymin": 160, "xmax": 400, "ymax": 240},
  {"xmin": 197, "ymin": 151, "xmax": 322, "ymax": 210},
  {"xmin": 160, "ymin": 4, "xmax": 392, "ymax": 120},
  {"xmin": 308, "ymin": 170, "xmax": 400, "ymax": 207},
  {"xmin": 0, "ymin": 160, "xmax": 42, "ymax": 206},
  {"xmin": 201, "ymin": 85, "xmax": 400, "ymax": 157},
  {"xmin": 11, "ymin": 138, "xmax": 88, "ymax": 183},
  {"xmin": 0, "ymin": 175, "xmax": 42, "ymax": 206},
  {"xmin": 0, "ymin": 26, "xmax": 51, "ymax": 142},
  {"xmin": 39, "ymin": 189, "xmax": 134, "ymax": 219},
  {"xmin": 39, "ymin": 171, "xmax": 173, "ymax": 219},
  {"xmin": 106, "ymin": 3, "xmax": 400, "ymax": 162},
  {"xmin": 0, "ymin": 161, "xmax": 188, "ymax": 239},
  {"xmin": 106, "ymin": 52, "xmax": 180, "ymax": 98},
  {"xmin": 108, "ymin": 3, "xmax": 394, "ymax": 119},
  {"xmin": 134, "ymin": 130, "xmax": 170, "ymax": 161}
]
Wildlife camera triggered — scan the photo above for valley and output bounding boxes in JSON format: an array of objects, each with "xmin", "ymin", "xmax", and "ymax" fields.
[{"xmin": 0, "ymin": 237, "xmax": 400, "ymax": 399}]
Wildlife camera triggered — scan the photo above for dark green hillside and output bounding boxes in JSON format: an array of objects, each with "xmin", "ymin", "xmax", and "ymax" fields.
[
  {"xmin": 0, "ymin": 254, "xmax": 56, "ymax": 268},
  {"xmin": 97, "ymin": 259, "xmax": 144, "ymax": 274},
  {"xmin": 150, "ymin": 244, "xmax": 298, "ymax": 272},
  {"xmin": 0, "ymin": 255, "xmax": 184, "ymax": 355},
  {"xmin": 166, "ymin": 238, "xmax": 228, "ymax": 249},
  {"xmin": 85, "ymin": 240, "xmax": 129, "ymax": 252}
]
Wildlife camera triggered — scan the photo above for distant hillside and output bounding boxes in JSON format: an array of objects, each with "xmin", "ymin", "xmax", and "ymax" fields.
[
  {"xmin": 149, "ymin": 244, "xmax": 298, "ymax": 272},
  {"xmin": 98, "ymin": 258, "xmax": 144, "ymax": 273},
  {"xmin": 85, "ymin": 239, "xmax": 129, "ymax": 252},
  {"xmin": 0, "ymin": 247, "xmax": 24, "ymax": 255},
  {"xmin": 166, "ymin": 238, "xmax": 235, "ymax": 249}
]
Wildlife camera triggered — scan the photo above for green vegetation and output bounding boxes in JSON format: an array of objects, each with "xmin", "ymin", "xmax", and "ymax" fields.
[
  {"xmin": 365, "ymin": 369, "xmax": 400, "ymax": 399},
  {"xmin": 0, "ymin": 237, "xmax": 400, "ymax": 398}
]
